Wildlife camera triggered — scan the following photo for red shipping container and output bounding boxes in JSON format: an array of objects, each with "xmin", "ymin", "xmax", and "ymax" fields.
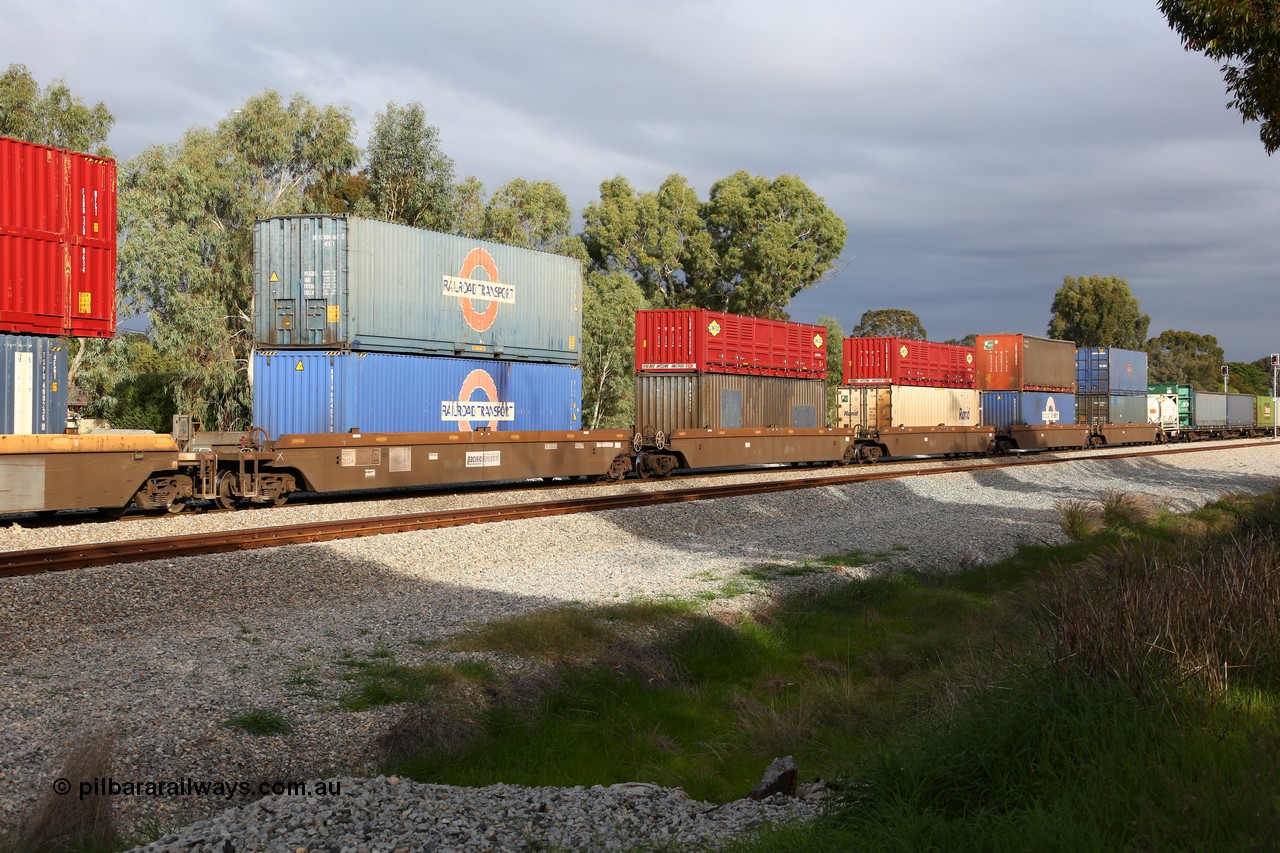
[
  {"xmin": 842, "ymin": 337, "xmax": 975, "ymax": 387},
  {"xmin": 975, "ymin": 333, "xmax": 1076, "ymax": 392},
  {"xmin": 0, "ymin": 136, "xmax": 117, "ymax": 338},
  {"xmin": 634, "ymin": 309, "xmax": 827, "ymax": 378}
]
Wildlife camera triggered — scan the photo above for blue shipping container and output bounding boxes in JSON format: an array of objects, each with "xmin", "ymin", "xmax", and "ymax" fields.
[
  {"xmin": 981, "ymin": 391, "xmax": 1077, "ymax": 431},
  {"xmin": 252, "ymin": 350, "xmax": 581, "ymax": 438},
  {"xmin": 1, "ymin": 333, "xmax": 67, "ymax": 434},
  {"xmin": 253, "ymin": 216, "xmax": 581, "ymax": 363},
  {"xmin": 1075, "ymin": 347, "xmax": 1149, "ymax": 394}
]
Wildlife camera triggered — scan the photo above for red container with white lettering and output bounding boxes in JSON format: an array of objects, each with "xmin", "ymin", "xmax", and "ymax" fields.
[
  {"xmin": 0, "ymin": 136, "xmax": 117, "ymax": 338},
  {"xmin": 842, "ymin": 337, "xmax": 976, "ymax": 387},
  {"xmin": 634, "ymin": 309, "xmax": 827, "ymax": 378}
]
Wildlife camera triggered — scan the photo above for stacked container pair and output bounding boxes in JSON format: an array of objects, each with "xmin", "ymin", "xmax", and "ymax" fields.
[
  {"xmin": 0, "ymin": 136, "xmax": 116, "ymax": 433},
  {"xmin": 975, "ymin": 334, "xmax": 1077, "ymax": 430},
  {"xmin": 632, "ymin": 309, "xmax": 828, "ymax": 432},
  {"xmin": 250, "ymin": 215, "xmax": 585, "ymax": 437},
  {"xmin": 837, "ymin": 337, "xmax": 980, "ymax": 430},
  {"xmin": 1075, "ymin": 347, "xmax": 1148, "ymax": 427}
]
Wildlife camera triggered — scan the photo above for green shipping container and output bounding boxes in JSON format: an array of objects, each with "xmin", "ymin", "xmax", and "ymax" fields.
[{"xmin": 1258, "ymin": 396, "xmax": 1278, "ymax": 429}]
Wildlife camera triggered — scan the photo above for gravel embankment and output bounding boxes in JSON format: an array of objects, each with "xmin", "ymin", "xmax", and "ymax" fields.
[{"xmin": 1, "ymin": 442, "xmax": 1277, "ymax": 850}]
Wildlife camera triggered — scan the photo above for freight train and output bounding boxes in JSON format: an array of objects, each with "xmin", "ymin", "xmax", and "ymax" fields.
[{"xmin": 2, "ymin": 138, "xmax": 1276, "ymax": 518}]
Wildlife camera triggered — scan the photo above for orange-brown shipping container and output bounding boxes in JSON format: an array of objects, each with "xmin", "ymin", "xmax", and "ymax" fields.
[
  {"xmin": 635, "ymin": 372, "xmax": 827, "ymax": 434},
  {"xmin": 0, "ymin": 136, "xmax": 117, "ymax": 338},
  {"xmin": 975, "ymin": 334, "xmax": 1075, "ymax": 392},
  {"xmin": 635, "ymin": 309, "xmax": 826, "ymax": 378}
]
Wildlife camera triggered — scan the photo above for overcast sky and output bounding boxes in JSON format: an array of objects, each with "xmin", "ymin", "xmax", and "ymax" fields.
[{"xmin": 4, "ymin": 0, "xmax": 1276, "ymax": 361}]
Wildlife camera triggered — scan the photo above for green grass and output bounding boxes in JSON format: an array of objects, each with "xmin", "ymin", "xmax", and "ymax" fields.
[{"xmin": 223, "ymin": 708, "xmax": 293, "ymax": 736}]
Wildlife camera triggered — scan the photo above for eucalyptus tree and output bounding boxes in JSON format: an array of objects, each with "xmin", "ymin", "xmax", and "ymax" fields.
[
  {"xmin": 1159, "ymin": 0, "xmax": 1280, "ymax": 154},
  {"xmin": 117, "ymin": 90, "xmax": 359, "ymax": 429},
  {"xmin": 366, "ymin": 100, "xmax": 456, "ymax": 229},
  {"xmin": 482, "ymin": 178, "xmax": 575, "ymax": 252},
  {"xmin": 1047, "ymin": 275, "xmax": 1149, "ymax": 348},
  {"xmin": 697, "ymin": 171, "xmax": 847, "ymax": 318},
  {"xmin": 850, "ymin": 309, "xmax": 928, "ymax": 340},
  {"xmin": 582, "ymin": 270, "xmax": 649, "ymax": 429},
  {"xmin": 0, "ymin": 63, "xmax": 113, "ymax": 155},
  {"xmin": 1146, "ymin": 329, "xmax": 1225, "ymax": 390}
]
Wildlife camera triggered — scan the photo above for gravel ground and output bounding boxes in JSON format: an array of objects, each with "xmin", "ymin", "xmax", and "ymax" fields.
[{"xmin": 1, "ymin": 441, "xmax": 1277, "ymax": 850}]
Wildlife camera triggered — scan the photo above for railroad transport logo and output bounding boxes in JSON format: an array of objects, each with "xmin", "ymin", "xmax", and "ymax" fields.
[
  {"xmin": 442, "ymin": 368, "xmax": 515, "ymax": 431},
  {"xmin": 443, "ymin": 248, "xmax": 514, "ymax": 333},
  {"xmin": 1042, "ymin": 396, "xmax": 1060, "ymax": 424}
]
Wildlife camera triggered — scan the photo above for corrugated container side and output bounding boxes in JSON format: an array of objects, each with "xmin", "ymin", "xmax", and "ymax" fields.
[
  {"xmin": 837, "ymin": 386, "xmax": 979, "ymax": 430},
  {"xmin": 1257, "ymin": 396, "xmax": 1277, "ymax": 429},
  {"xmin": 1075, "ymin": 347, "xmax": 1148, "ymax": 394},
  {"xmin": 975, "ymin": 334, "xmax": 1076, "ymax": 392},
  {"xmin": 634, "ymin": 309, "xmax": 827, "ymax": 378},
  {"xmin": 0, "ymin": 137, "xmax": 117, "ymax": 338},
  {"xmin": 841, "ymin": 337, "xmax": 975, "ymax": 387},
  {"xmin": 980, "ymin": 391, "xmax": 1077, "ymax": 431},
  {"xmin": 0, "ymin": 333, "xmax": 68, "ymax": 434},
  {"xmin": 252, "ymin": 350, "xmax": 581, "ymax": 437},
  {"xmin": 253, "ymin": 216, "xmax": 582, "ymax": 363},
  {"xmin": 634, "ymin": 373, "xmax": 826, "ymax": 433},
  {"xmin": 1189, "ymin": 390, "xmax": 1227, "ymax": 427},
  {"xmin": 1226, "ymin": 393, "xmax": 1256, "ymax": 427},
  {"xmin": 1076, "ymin": 393, "xmax": 1149, "ymax": 425}
]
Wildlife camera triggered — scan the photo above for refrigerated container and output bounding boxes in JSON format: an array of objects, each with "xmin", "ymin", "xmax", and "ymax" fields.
[
  {"xmin": 975, "ymin": 334, "xmax": 1076, "ymax": 392},
  {"xmin": 634, "ymin": 373, "xmax": 826, "ymax": 433},
  {"xmin": 841, "ymin": 337, "xmax": 975, "ymax": 387},
  {"xmin": 836, "ymin": 386, "xmax": 980, "ymax": 430},
  {"xmin": 253, "ymin": 216, "xmax": 581, "ymax": 363},
  {"xmin": 252, "ymin": 350, "xmax": 581, "ymax": 437},
  {"xmin": 0, "ymin": 333, "xmax": 68, "ymax": 434},
  {"xmin": 0, "ymin": 136, "xmax": 116, "ymax": 338},
  {"xmin": 634, "ymin": 309, "xmax": 826, "ymax": 378},
  {"xmin": 1075, "ymin": 347, "xmax": 1148, "ymax": 394},
  {"xmin": 980, "ymin": 391, "xmax": 1077, "ymax": 431}
]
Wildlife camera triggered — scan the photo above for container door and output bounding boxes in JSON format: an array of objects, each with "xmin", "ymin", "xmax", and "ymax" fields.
[
  {"xmin": 720, "ymin": 389, "xmax": 743, "ymax": 428},
  {"xmin": 272, "ymin": 299, "xmax": 296, "ymax": 345},
  {"xmin": 304, "ymin": 298, "xmax": 330, "ymax": 345}
]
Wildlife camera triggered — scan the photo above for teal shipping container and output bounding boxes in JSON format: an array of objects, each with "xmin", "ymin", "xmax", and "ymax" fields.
[
  {"xmin": 253, "ymin": 216, "xmax": 582, "ymax": 363},
  {"xmin": 1, "ymin": 333, "xmax": 67, "ymax": 434}
]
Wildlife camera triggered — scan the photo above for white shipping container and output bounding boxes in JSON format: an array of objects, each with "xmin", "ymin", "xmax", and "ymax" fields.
[{"xmin": 838, "ymin": 386, "xmax": 980, "ymax": 431}]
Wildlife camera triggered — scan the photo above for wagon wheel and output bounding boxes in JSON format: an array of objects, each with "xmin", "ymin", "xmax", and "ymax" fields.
[
  {"xmin": 165, "ymin": 498, "xmax": 188, "ymax": 514},
  {"xmin": 214, "ymin": 471, "xmax": 239, "ymax": 510}
]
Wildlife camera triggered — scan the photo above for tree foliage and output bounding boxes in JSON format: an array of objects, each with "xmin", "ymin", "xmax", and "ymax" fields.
[
  {"xmin": 817, "ymin": 314, "xmax": 846, "ymax": 425},
  {"xmin": 366, "ymin": 100, "xmax": 455, "ymax": 229},
  {"xmin": 850, "ymin": 308, "xmax": 927, "ymax": 340},
  {"xmin": 1047, "ymin": 275, "xmax": 1150, "ymax": 348},
  {"xmin": 482, "ymin": 179, "xmax": 576, "ymax": 253},
  {"xmin": 943, "ymin": 333, "xmax": 977, "ymax": 347},
  {"xmin": 75, "ymin": 334, "xmax": 181, "ymax": 432},
  {"xmin": 118, "ymin": 90, "xmax": 358, "ymax": 429},
  {"xmin": 1146, "ymin": 329, "xmax": 1226, "ymax": 390},
  {"xmin": 581, "ymin": 271, "xmax": 649, "ymax": 429},
  {"xmin": 1159, "ymin": 0, "xmax": 1280, "ymax": 154},
  {"xmin": 1225, "ymin": 360, "xmax": 1271, "ymax": 395},
  {"xmin": 0, "ymin": 63, "xmax": 113, "ymax": 155},
  {"xmin": 582, "ymin": 171, "xmax": 845, "ymax": 317}
]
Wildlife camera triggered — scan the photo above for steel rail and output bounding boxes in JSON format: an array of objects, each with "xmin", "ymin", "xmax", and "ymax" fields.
[{"xmin": 1, "ymin": 440, "xmax": 1272, "ymax": 578}]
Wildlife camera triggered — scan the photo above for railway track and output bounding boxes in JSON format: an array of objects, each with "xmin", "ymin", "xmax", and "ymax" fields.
[{"xmin": 1, "ymin": 440, "xmax": 1271, "ymax": 578}]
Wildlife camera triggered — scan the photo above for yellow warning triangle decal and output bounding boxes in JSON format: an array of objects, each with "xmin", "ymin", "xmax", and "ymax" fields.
[
  {"xmin": 270, "ymin": 272, "xmax": 279, "ymax": 282},
  {"xmin": 295, "ymin": 360, "xmax": 304, "ymax": 371}
]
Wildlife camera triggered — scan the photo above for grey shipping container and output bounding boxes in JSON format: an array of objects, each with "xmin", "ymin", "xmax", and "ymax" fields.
[
  {"xmin": 635, "ymin": 373, "xmax": 826, "ymax": 434},
  {"xmin": 253, "ymin": 216, "xmax": 582, "ymax": 363},
  {"xmin": 1226, "ymin": 392, "xmax": 1256, "ymax": 427},
  {"xmin": 1189, "ymin": 390, "xmax": 1227, "ymax": 428},
  {"xmin": 1, "ymin": 333, "xmax": 67, "ymax": 434},
  {"xmin": 1076, "ymin": 393, "xmax": 1148, "ymax": 426},
  {"xmin": 837, "ymin": 386, "xmax": 980, "ymax": 431}
]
